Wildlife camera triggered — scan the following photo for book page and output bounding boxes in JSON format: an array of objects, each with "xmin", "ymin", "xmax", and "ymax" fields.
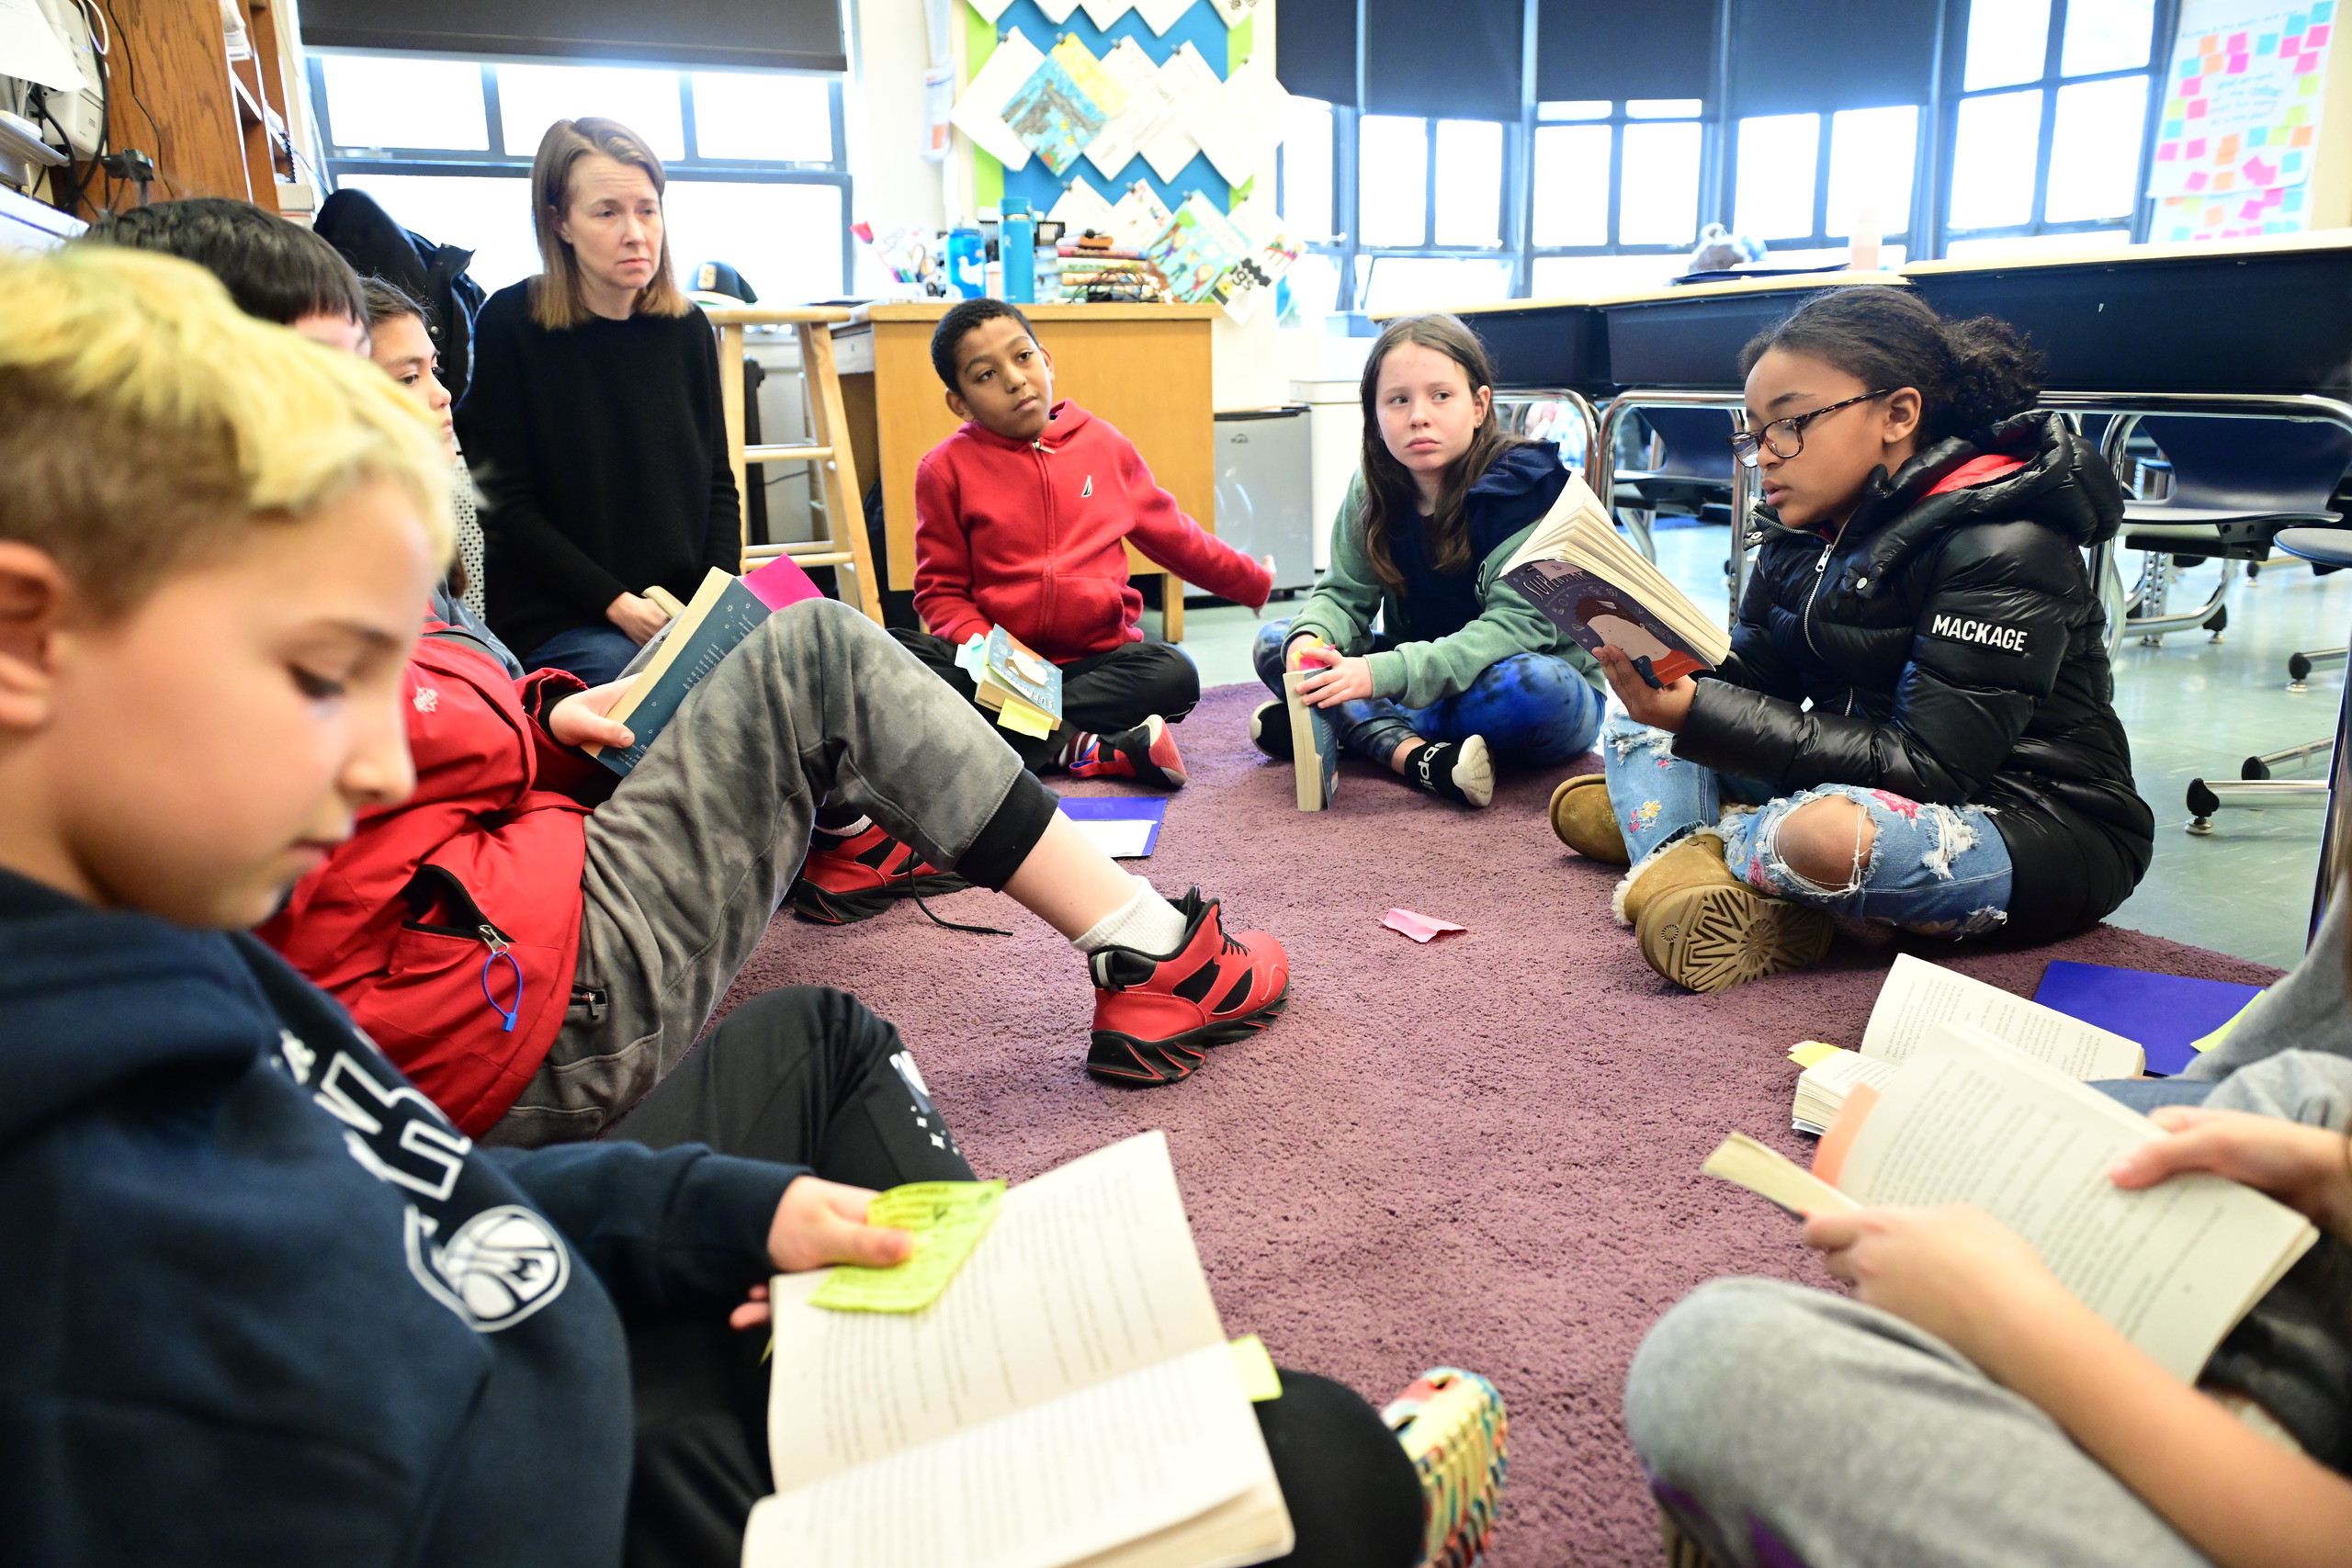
[
  {"xmin": 598, "ymin": 568, "xmax": 732, "ymax": 732},
  {"xmin": 742, "ymin": 1344, "xmax": 1284, "ymax": 1568},
  {"xmin": 1803, "ymin": 1048, "xmax": 1901, "ymax": 1100},
  {"xmin": 1862, "ymin": 953, "xmax": 2145, "ymax": 1079},
  {"xmin": 1838, "ymin": 1021, "xmax": 2315, "ymax": 1381},
  {"xmin": 1497, "ymin": 477, "xmax": 1730, "ymax": 661},
  {"xmin": 764, "ymin": 1133, "xmax": 1227, "ymax": 1491}
]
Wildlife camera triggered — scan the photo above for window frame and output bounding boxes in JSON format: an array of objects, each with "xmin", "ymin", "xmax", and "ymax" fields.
[
  {"xmin": 307, "ymin": 51, "xmax": 856, "ymax": 297},
  {"xmin": 1927, "ymin": 0, "xmax": 2179, "ymax": 254},
  {"xmin": 1527, "ymin": 99, "xmax": 1710, "ymax": 279}
]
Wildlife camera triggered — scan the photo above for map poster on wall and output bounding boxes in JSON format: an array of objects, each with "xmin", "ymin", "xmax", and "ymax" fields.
[{"xmin": 2148, "ymin": 1, "xmax": 2335, "ymax": 240}]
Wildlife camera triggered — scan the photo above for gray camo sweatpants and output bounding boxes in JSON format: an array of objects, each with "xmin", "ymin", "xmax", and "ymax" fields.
[
  {"xmin": 484, "ymin": 597, "xmax": 1052, "ymax": 1147},
  {"xmin": 1623, "ymin": 1046, "xmax": 2352, "ymax": 1568}
]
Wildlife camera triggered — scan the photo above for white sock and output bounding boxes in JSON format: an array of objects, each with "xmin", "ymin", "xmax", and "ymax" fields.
[
  {"xmin": 814, "ymin": 814, "xmax": 872, "ymax": 839},
  {"xmin": 1071, "ymin": 875, "xmax": 1188, "ymax": 956}
]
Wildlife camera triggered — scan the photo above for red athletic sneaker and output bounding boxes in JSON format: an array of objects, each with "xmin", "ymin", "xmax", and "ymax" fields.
[
  {"xmin": 1086, "ymin": 888, "xmax": 1288, "ymax": 1085},
  {"xmin": 1066, "ymin": 715, "xmax": 1187, "ymax": 789},
  {"xmin": 788, "ymin": 823, "xmax": 969, "ymax": 924}
]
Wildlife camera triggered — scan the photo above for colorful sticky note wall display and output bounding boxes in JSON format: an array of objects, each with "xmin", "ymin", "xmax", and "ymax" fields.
[{"xmin": 2152, "ymin": 1, "xmax": 2334, "ymax": 240}]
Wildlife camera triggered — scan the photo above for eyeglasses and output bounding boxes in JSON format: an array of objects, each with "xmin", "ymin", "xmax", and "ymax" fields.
[{"xmin": 1727, "ymin": 389, "xmax": 1894, "ymax": 468}]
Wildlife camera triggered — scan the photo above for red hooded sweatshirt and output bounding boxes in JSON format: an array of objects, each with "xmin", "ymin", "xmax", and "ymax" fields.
[
  {"xmin": 912, "ymin": 399, "xmax": 1273, "ymax": 661},
  {"xmin": 258, "ymin": 625, "xmax": 604, "ymax": 1134}
]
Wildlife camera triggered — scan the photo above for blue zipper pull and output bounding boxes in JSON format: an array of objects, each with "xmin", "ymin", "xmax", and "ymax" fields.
[{"xmin": 478, "ymin": 923, "xmax": 523, "ymax": 1033}]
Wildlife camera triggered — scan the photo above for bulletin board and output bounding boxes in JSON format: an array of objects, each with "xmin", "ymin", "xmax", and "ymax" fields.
[
  {"xmin": 2148, "ymin": 0, "xmax": 2335, "ymax": 241},
  {"xmin": 957, "ymin": 0, "xmax": 1267, "ymax": 220}
]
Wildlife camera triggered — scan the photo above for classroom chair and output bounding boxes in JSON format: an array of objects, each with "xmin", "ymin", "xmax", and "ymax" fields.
[{"xmin": 2104, "ymin": 415, "xmax": 2352, "ymax": 653}]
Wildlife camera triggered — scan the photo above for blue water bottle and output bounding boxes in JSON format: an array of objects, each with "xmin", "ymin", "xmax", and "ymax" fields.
[
  {"xmin": 945, "ymin": 226, "xmax": 985, "ymax": 299},
  {"xmin": 1001, "ymin": 201, "xmax": 1035, "ymax": 303}
]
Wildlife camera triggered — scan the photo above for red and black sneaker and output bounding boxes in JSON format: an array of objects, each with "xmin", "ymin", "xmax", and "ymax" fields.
[
  {"xmin": 1086, "ymin": 888, "xmax": 1289, "ymax": 1085},
  {"xmin": 1067, "ymin": 715, "xmax": 1187, "ymax": 789},
  {"xmin": 788, "ymin": 823, "xmax": 970, "ymax": 925}
]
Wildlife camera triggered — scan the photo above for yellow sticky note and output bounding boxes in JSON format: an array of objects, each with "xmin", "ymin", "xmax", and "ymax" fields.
[
  {"xmin": 809, "ymin": 1180, "xmax": 1006, "ymax": 1314},
  {"xmin": 2190, "ymin": 991, "xmax": 2265, "ymax": 1055},
  {"xmin": 1788, "ymin": 1040, "xmax": 1843, "ymax": 1068},
  {"xmin": 1229, "ymin": 1335, "xmax": 1283, "ymax": 1402},
  {"xmin": 997, "ymin": 697, "xmax": 1055, "ymax": 739}
]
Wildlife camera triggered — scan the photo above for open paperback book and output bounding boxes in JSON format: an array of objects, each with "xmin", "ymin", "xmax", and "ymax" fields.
[
  {"xmin": 1709, "ymin": 1020, "xmax": 2317, "ymax": 1383},
  {"xmin": 1496, "ymin": 474, "xmax": 1730, "ymax": 686},
  {"xmin": 742, "ymin": 1132, "xmax": 1294, "ymax": 1568},
  {"xmin": 1788, "ymin": 953, "xmax": 2146, "ymax": 1134}
]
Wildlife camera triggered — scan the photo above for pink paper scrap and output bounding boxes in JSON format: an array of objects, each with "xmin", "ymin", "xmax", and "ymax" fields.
[
  {"xmin": 743, "ymin": 554, "xmax": 825, "ymax": 610},
  {"xmin": 1383, "ymin": 908, "xmax": 1466, "ymax": 943}
]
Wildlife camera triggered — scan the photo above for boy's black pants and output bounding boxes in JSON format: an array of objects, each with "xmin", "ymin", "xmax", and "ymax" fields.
[
  {"xmin": 608, "ymin": 986, "xmax": 1424, "ymax": 1568},
  {"xmin": 889, "ymin": 626, "xmax": 1202, "ymax": 772}
]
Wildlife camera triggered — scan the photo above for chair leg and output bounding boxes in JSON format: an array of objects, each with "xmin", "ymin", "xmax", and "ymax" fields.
[{"xmin": 798, "ymin": 321, "xmax": 883, "ymax": 624}]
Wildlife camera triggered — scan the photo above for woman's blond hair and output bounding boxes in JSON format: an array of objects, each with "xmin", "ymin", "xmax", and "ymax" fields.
[
  {"xmin": 527, "ymin": 117, "xmax": 690, "ymax": 331},
  {"xmin": 0, "ymin": 245, "xmax": 451, "ymax": 614}
]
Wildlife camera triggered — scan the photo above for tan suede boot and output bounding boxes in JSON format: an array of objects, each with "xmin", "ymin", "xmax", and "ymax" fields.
[
  {"xmin": 1548, "ymin": 773, "xmax": 1629, "ymax": 864},
  {"xmin": 1623, "ymin": 831, "xmax": 1835, "ymax": 994}
]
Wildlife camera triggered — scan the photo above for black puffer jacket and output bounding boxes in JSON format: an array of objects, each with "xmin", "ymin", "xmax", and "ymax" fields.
[{"xmin": 1676, "ymin": 412, "xmax": 2154, "ymax": 942}]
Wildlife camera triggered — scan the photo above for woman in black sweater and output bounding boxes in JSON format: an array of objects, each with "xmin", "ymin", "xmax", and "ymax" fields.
[{"xmin": 456, "ymin": 117, "xmax": 740, "ymax": 683}]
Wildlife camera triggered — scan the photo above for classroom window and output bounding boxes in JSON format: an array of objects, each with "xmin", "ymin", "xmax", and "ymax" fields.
[
  {"xmin": 1358, "ymin": 115, "xmax": 1430, "ymax": 247},
  {"xmin": 1355, "ymin": 255, "xmax": 1515, "ymax": 313},
  {"xmin": 1532, "ymin": 123, "xmax": 1611, "ymax": 247},
  {"xmin": 1619, "ymin": 121, "xmax": 1702, "ymax": 245},
  {"xmin": 1939, "ymin": 0, "xmax": 2163, "ymax": 250},
  {"xmin": 1733, "ymin": 113, "xmax": 1821, "ymax": 242},
  {"xmin": 309, "ymin": 53, "xmax": 854, "ymax": 299},
  {"xmin": 1826, "ymin": 105, "xmax": 1919, "ymax": 239},
  {"xmin": 1280, "ymin": 97, "xmax": 1337, "ymax": 243},
  {"xmin": 1434, "ymin": 120, "xmax": 1507, "ymax": 246},
  {"xmin": 1528, "ymin": 98, "xmax": 1702, "ymax": 266}
]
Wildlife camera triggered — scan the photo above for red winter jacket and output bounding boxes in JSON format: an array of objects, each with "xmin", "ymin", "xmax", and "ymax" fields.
[
  {"xmin": 911, "ymin": 399, "xmax": 1273, "ymax": 661},
  {"xmin": 257, "ymin": 625, "xmax": 605, "ymax": 1134}
]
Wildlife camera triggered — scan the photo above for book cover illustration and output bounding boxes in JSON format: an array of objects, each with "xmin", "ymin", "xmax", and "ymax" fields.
[
  {"xmin": 985, "ymin": 626, "xmax": 1064, "ymax": 718},
  {"xmin": 1143, "ymin": 192, "xmax": 1254, "ymax": 305},
  {"xmin": 592, "ymin": 574, "xmax": 771, "ymax": 777},
  {"xmin": 1002, "ymin": 38, "xmax": 1127, "ymax": 176},
  {"xmin": 1503, "ymin": 558, "xmax": 1716, "ymax": 686}
]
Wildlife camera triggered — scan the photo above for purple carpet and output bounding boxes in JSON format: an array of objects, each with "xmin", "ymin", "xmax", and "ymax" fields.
[{"xmin": 718, "ymin": 682, "xmax": 2284, "ymax": 1567}]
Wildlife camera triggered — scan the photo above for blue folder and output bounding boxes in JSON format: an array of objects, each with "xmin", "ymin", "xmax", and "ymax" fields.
[{"xmin": 2032, "ymin": 961, "xmax": 2266, "ymax": 1077}]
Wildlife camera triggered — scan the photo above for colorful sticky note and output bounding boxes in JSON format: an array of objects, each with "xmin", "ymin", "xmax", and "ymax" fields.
[
  {"xmin": 1383, "ymin": 907, "xmax": 1467, "ymax": 943},
  {"xmin": 2187, "ymin": 136, "xmax": 2209, "ymax": 157},
  {"xmin": 2228, "ymin": 28, "xmax": 2248, "ymax": 48},
  {"xmin": 2249, "ymin": 126, "xmax": 2268, "ymax": 147},
  {"xmin": 2260, "ymin": 31, "xmax": 2280, "ymax": 51},
  {"xmin": 2288, "ymin": 187, "xmax": 2308, "ymax": 210},
  {"xmin": 2188, "ymin": 170, "xmax": 2211, "ymax": 190},
  {"xmin": 2301, "ymin": 55, "xmax": 2324, "ymax": 77},
  {"xmin": 2229, "ymin": 51, "xmax": 2250, "ymax": 71},
  {"xmin": 2158, "ymin": 140, "xmax": 2180, "ymax": 159},
  {"xmin": 2188, "ymin": 96, "xmax": 2210, "ymax": 117},
  {"xmin": 2286, "ymin": 150, "xmax": 2306, "ymax": 171},
  {"xmin": 2294, "ymin": 123, "xmax": 2315, "ymax": 144},
  {"xmin": 2218, "ymin": 132, "xmax": 2242, "ymax": 158},
  {"xmin": 808, "ymin": 1180, "xmax": 1007, "ymax": 1314},
  {"xmin": 2312, "ymin": 22, "xmax": 2333, "ymax": 44},
  {"xmin": 2216, "ymin": 171, "xmax": 2239, "ymax": 190},
  {"xmin": 2243, "ymin": 198, "xmax": 2267, "ymax": 219},
  {"xmin": 1788, "ymin": 1040, "xmax": 1843, "ymax": 1068},
  {"xmin": 2199, "ymin": 31, "xmax": 2220, "ymax": 52},
  {"xmin": 1228, "ymin": 1336, "xmax": 1283, "ymax": 1402}
]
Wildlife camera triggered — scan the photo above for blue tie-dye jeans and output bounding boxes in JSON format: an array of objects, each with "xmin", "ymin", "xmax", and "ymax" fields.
[
  {"xmin": 1600, "ymin": 706, "xmax": 2015, "ymax": 937},
  {"xmin": 1252, "ymin": 619, "xmax": 1604, "ymax": 766}
]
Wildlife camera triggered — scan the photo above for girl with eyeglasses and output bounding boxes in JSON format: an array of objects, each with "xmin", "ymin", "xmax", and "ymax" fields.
[{"xmin": 1551, "ymin": 285, "xmax": 2152, "ymax": 993}]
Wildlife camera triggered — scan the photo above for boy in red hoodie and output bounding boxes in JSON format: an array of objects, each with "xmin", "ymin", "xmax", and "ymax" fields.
[{"xmin": 897, "ymin": 299, "xmax": 1274, "ymax": 789}]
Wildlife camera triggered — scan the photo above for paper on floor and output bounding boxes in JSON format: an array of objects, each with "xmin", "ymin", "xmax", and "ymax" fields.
[{"xmin": 1384, "ymin": 908, "xmax": 1467, "ymax": 943}]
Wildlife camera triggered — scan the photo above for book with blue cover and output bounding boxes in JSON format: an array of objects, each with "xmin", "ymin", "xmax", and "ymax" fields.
[
  {"xmin": 1282, "ymin": 669, "xmax": 1339, "ymax": 811},
  {"xmin": 589, "ymin": 569, "xmax": 773, "ymax": 776}
]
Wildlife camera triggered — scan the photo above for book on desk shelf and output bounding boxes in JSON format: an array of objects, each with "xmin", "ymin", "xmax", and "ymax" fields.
[
  {"xmin": 1709, "ymin": 1020, "xmax": 2317, "ymax": 1384},
  {"xmin": 587, "ymin": 558, "xmax": 827, "ymax": 776},
  {"xmin": 742, "ymin": 1132, "xmax": 1295, "ymax": 1568},
  {"xmin": 1785, "ymin": 953, "xmax": 2146, "ymax": 1134},
  {"xmin": 1497, "ymin": 475, "xmax": 1730, "ymax": 687}
]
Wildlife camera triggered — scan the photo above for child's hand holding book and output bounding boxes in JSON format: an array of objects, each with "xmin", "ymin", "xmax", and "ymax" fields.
[
  {"xmin": 1801, "ymin": 1202, "xmax": 2085, "ymax": 1381},
  {"xmin": 2112, "ymin": 1106, "xmax": 2352, "ymax": 1250},
  {"xmin": 1596, "ymin": 644, "xmax": 1698, "ymax": 731},
  {"xmin": 728, "ymin": 1176, "xmax": 916, "ymax": 1330}
]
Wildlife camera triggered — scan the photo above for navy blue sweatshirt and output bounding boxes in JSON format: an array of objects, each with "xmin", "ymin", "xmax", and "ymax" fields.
[{"xmin": 0, "ymin": 868, "xmax": 800, "ymax": 1566}]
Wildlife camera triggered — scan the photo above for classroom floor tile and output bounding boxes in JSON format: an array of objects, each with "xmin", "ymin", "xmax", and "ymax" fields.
[{"xmin": 1174, "ymin": 531, "xmax": 2346, "ymax": 969}]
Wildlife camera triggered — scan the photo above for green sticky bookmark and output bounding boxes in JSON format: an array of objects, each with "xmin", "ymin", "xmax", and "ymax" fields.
[{"xmin": 808, "ymin": 1179, "xmax": 1006, "ymax": 1314}]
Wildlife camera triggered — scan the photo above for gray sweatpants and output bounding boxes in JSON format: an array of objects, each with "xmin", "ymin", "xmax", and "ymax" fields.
[
  {"xmin": 1624, "ymin": 1047, "xmax": 2352, "ymax": 1568},
  {"xmin": 485, "ymin": 598, "xmax": 1039, "ymax": 1147}
]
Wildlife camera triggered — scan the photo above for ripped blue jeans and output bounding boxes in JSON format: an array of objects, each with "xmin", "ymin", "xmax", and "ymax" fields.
[
  {"xmin": 1600, "ymin": 709, "xmax": 2015, "ymax": 937},
  {"xmin": 1252, "ymin": 618, "xmax": 1604, "ymax": 766}
]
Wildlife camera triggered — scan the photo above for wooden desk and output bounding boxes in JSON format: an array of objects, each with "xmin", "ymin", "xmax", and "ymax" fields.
[{"xmin": 832, "ymin": 301, "xmax": 1220, "ymax": 642}]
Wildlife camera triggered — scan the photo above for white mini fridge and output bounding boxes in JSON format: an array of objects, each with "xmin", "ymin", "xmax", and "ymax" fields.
[{"xmin": 1212, "ymin": 405, "xmax": 1316, "ymax": 596}]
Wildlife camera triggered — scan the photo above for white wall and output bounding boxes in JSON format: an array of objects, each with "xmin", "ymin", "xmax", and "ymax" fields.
[{"xmin": 844, "ymin": 0, "xmax": 947, "ymax": 292}]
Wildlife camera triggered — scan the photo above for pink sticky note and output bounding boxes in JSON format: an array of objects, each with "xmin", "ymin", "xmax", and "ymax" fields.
[
  {"xmin": 1297, "ymin": 645, "xmax": 1341, "ymax": 671},
  {"xmin": 2188, "ymin": 171, "xmax": 2211, "ymax": 191},
  {"xmin": 743, "ymin": 555, "xmax": 825, "ymax": 610},
  {"xmin": 2228, "ymin": 30, "xmax": 2247, "ymax": 51},
  {"xmin": 1383, "ymin": 908, "xmax": 1466, "ymax": 943},
  {"xmin": 2188, "ymin": 97, "xmax": 2209, "ymax": 117},
  {"xmin": 2312, "ymin": 24, "xmax": 2332, "ymax": 46},
  {"xmin": 2301, "ymin": 51, "xmax": 2324, "ymax": 72},
  {"xmin": 2243, "ymin": 198, "xmax": 2267, "ymax": 219},
  {"xmin": 2187, "ymin": 136, "xmax": 2208, "ymax": 157},
  {"xmin": 2244, "ymin": 154, "xmax": 2278, "ymax": 184},
  {"xmin": 2228, "ymin": 51, "xmax": 2250, "ymax": 71},
  {"xmin": 2157, "ymin": 141, "xmax": 2178, "ymax": 160}
]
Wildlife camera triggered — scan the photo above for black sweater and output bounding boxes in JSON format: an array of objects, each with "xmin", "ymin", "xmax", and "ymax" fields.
[
  {"xmin": 0, "ymin": 866, "xmax": 797, "ymax": 1565},
  {"xmin": 457, "ymin": 284, "xmax": 741, "ymax": 657}
]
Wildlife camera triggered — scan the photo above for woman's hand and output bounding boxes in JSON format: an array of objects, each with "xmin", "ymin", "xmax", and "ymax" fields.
[
  {"xmin": 1803, "ymin": 1203, "xmax": 2075, "ymax": 1378},
  {"xmin": 607, "ymin": 591, "xmax": 671, "ymax": 645},
  {"xmin": 1295, "ymin": 654, "xmax": 1375, "ymax": 707},
  {"xmin": 2112, "ymin": 1107, "xmax": 2352, "ymax": 1247},
  {"xmin": 547, "ymin": 681, "xmax": 636, "ymax": 751},
  {"xmin": 1596, "ymin": 645, "xmax": 1697, "ymax": 732},
  {"xmin": 729, "ymin": 1176, "xmax": 915, "ymax": 1331}
]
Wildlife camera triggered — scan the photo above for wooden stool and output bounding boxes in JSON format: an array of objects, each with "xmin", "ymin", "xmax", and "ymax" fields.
[{"xmin": 706, "ymin": 306, "xmax": 883, "ymax": 624}]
